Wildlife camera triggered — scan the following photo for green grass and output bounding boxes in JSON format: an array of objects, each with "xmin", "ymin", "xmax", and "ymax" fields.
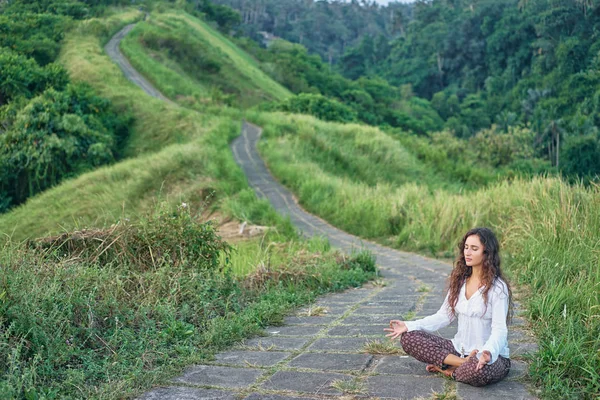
[
  {"xmin": 225, "ymin": 235, "xmax": 331, "ymax": 277},
  {"xmin": 251, "ymin": 111, "xmax": 600, "ymax": 399},
  {"xmin": 0, "ymin": 215, "xmax": 375, "ymax": 399},
  {"xmin": 119, "ymin": 10, "xmax": 291, "ymax": 109},
  {"xmin": 251, "ymin": 112, "xmax": 447, "ymax": 189}
]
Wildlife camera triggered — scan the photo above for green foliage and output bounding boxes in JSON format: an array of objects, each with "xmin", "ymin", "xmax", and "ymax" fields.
[
  {"xmin": 0, "ymin": 48, "xmax": 69, "ymax": 105},
  {"xmin": 0, "ymin": 84, "xmax": 132, "ymax": 211},
  {"xmin": 265, "ymin": 93, "xmax": 357, "ymax": 123},
  {"xmin": 469, "ymin": 125, "xmax": 535, "ymax": 167},
  {"xmin": 190, "ymin": 0, "xmax": 241, "ymax": 33},
  {"xmin": 210, "ymin": 0, "xmax": 406, "ymax": 65},
  {"xmin": 239, "ymin": 38, "xmax": 443, "ymax": 133},
  {"xmin": 561, "ymin": 134, "xmax": 600, "ymax": 181}
]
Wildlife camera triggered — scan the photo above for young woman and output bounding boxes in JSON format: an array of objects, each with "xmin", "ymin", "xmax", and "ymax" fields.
[{"xmin": 384, "ymin": 227, "xmax": 512, "ymax": 387}]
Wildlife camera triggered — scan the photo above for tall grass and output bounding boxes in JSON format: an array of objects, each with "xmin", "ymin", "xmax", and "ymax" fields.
[
  {"xmin": 252, "ymin": 111, "xmax": 600, "ymax": 399},
  {"xmin": 0, "ymin": 206, "xmax": 375, "ymax": 398}
]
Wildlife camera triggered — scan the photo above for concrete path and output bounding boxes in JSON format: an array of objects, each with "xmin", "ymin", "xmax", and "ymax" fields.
[{"xmin": 106, "ymin": 24, "xmax": 538, "ymax": 400}]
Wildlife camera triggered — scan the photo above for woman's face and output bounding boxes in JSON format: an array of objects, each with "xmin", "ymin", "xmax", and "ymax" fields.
[{"xmin": 464, "ymin": 234, "xmax": 485, "ymax": 268}]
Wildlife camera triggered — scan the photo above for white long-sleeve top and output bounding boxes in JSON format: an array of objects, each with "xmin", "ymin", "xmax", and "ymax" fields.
[{"xmin": 404, "ymin": 278, "xmax": 510, "ymax": 364}]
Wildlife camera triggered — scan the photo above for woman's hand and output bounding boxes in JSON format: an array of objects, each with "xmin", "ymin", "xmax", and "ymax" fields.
[
  {"xmin": 384, "ymin": 320, "xmax": 407, "ymax": 340},
  {"xmin": 476, "ymin": 350, "xmax": 492, "ymax": 370}
]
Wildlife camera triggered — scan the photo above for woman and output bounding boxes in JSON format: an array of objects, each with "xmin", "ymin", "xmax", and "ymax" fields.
[{"xmin": 384, "ymin": 227, "xmax": 512, "ymax": 387}]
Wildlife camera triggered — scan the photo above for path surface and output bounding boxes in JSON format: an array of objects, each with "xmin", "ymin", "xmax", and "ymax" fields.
[{"xmin": 106, "ymin": 24, "xmax": 538, "ymax": 400}]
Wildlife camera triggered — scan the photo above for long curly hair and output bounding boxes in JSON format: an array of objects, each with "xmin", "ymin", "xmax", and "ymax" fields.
[{"xmin": 447, "ymin": 227, "xmax": 513, "ymax": 323}]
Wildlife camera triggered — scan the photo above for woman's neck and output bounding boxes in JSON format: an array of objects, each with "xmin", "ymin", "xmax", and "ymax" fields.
[{"xmin": 470, "ymin": 265, "xmax": 484, "ymax": 282}]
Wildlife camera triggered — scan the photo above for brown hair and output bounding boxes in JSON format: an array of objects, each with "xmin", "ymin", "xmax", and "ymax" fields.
[{"xmin": 447, "ymin": 227, "xmax": 513, "ymax": 323}]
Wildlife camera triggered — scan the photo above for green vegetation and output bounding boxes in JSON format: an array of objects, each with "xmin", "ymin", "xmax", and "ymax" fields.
[
  {"xmin": 0, "ymin": 1, "xmax": 140, "ymax": 212},
  {"xmin": 0, "ymin": 204, "xmax": 376, "ymax": 398},
  {"xmin": 0, "ymin": 84, "xmax": 132, "ymax": 212},
  {"xmin": 2, "ymin": 0, "xmax": 599, "ymax": 398},
  {"xmin": 221, "ymin": 0, "xmax": 600, "ymax": 182},
  {"xmin": 239, "ymin": 38, "xmax": 444, "ymax": 133},
  {"xmin": 211, "ymin": 0, "xmax": 404, "ymax": 65},
  {"xmin": 120, "ymin": 10, "xmax": 290, "ymax": 108}
]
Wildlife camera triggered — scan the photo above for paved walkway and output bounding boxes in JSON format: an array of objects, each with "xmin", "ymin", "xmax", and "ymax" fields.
[{"xmin": 106, "ymin": 24, "xmax": 538, "ymax": 400}]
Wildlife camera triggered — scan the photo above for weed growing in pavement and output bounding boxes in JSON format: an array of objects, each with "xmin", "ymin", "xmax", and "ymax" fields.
[{"xmin": 362, "ymin": 339, "xmax": 405, "ymax": 355}]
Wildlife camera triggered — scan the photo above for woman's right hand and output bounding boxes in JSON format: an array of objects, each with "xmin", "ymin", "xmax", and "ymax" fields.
[{"xmin": 384, "ymin": 320, "xmax": 407, "ymax": 340}]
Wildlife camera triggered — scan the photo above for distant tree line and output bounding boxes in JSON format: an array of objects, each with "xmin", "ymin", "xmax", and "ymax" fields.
[{"xmin": 209, "ymin": 0, "xmax": 410, "ymax": 65}]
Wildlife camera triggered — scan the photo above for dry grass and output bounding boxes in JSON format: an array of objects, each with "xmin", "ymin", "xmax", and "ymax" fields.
[
  {"xmin": 330, "ymin": 379, "xmax": 366, "ymax": 395},
  {"xmin": 362, "ymin": 339, "xmax": 405, "ymax": 355},
  {"xmin": 298, "ymin": 306, "xmax": 328, "ymax": 317}
]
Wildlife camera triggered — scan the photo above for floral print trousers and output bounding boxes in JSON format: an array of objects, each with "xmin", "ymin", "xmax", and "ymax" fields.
[{"xmin": 400, "ymin": 330, "xmax": 511, "ymax": 387}]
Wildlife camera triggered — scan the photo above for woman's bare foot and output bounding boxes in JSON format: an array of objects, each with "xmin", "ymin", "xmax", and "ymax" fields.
[
  {"xmin": 425, "ymin": 364, "xmax": 456, "ymax": 377},
  {"xmin": 426, "ymin": 364, "xmax": 437, "ymax": 373}
]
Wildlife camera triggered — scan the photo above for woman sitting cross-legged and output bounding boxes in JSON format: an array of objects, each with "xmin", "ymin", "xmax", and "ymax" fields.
[{"xmin": 384, "ymin": 227, "xmax": 512, "ymax": 387}]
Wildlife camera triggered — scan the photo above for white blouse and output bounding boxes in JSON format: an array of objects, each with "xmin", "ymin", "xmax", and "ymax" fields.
[{"xmin": 404, "ymin": 278, "xmax": 510, "ymax": 364}]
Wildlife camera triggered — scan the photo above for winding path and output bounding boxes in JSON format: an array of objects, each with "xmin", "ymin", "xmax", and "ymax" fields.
[{"xmin": 106, "ymin": 23, "xmax": 537, "ymax": 400}]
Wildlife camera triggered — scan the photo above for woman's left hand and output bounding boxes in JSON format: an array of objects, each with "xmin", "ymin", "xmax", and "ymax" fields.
[{"xmin": 476, "ymin": 350, "xmax": 492, "ymax": 370}]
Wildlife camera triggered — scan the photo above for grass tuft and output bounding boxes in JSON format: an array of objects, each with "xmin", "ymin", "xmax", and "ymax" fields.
[
  {"xmin": 330, "ymin": 379, "xmax": 366, "ymax": 395},
  {"xmin": 362, "ymin": 339, "xmax": 405, "ymax": 355},
  {"xmin": 298, "ymin": 306, "xmax": 328, "ymax": 317}
]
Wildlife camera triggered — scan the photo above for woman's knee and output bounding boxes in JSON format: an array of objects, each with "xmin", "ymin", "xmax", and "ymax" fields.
[
  {"xmin": 399, "ymin": 330, "xmax": 422, "ymax": 352},
  {"xmin": 454, "ymin": 363, "xmax": 508, "ymax": 387}
]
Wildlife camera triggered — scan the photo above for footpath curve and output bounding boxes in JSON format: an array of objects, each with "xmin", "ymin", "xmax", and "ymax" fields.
[{"xmin": 106, "ymin": 23, "xmax": 537, "ymax": 400}]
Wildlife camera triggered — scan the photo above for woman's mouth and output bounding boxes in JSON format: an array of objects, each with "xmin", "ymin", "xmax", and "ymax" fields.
[{"xmin": 466, "ymin": 258, "xmax": 472, "ymax": 262}]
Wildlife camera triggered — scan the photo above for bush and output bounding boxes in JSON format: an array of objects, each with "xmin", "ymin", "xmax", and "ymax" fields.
[
  {"xmin": 561, "ymin": 134, "xmax": 600, "ymax": 181},
  {"xmin": 267, "ymin": 93, "xmax": 357, "ymax": 123},
  {"xmin": 33, "ymin": 202, "xmax": 231, "ymax": 271},
  {"xmin": 0, "ymin": 48, "xmax": 69, "ymax": 105},
  {"xmin": 0, "ymin": 83, "xmax": 132, "ymax": 211}
]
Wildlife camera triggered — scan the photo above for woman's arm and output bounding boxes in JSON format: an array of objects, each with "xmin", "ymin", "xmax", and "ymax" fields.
[
  {"xmin": 479, "ymin": 282, "xmax": 509, "ymax": 364},
  {"xmin": 404, "ymin": 293, "xmax": 455, "ymax": 333}
]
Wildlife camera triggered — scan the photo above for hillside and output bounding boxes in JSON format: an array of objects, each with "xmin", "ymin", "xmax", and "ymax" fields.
[
  {"xmin": 120, "ymin": 10, "xmax": 291, "ymax": 109},
  {"xmin": 0, "ymin": 6, "xmax": 377, "ymax": 399}
]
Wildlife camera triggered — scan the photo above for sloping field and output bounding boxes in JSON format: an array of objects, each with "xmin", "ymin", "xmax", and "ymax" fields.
[{"xmin": 120, "ymin": 10, "xmax": 291, "ymax": 108}]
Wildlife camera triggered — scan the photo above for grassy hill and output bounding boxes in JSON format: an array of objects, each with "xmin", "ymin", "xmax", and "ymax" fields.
[
  {"xmin": 0, "ymin": 7, "xmax": 291, "ymax": 241},
  {"xmin": 120, "ymin": 10, "xmax": 291, "ymax": 109}
]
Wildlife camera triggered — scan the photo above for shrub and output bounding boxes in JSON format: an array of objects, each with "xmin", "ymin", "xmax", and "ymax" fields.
[
  {"xmin": 0, "ymin": 83, "xmax": 132, "ymax": 211},
  {"xmin": 561, "ymin": 134, "xmax": 600, "ymax": 181},
  {"xmin": 32, "ymin": 202, "xmax": 231, "ymax": 272},
  {"xmin": 267, "ymin": 93, "xmax": 357, "ymax": 123}
]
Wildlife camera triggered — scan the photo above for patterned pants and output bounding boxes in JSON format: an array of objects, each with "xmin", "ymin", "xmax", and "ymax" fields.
[{"xmin": 400, "ymin": 330, "xmax": 510, "ymax": 387}]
